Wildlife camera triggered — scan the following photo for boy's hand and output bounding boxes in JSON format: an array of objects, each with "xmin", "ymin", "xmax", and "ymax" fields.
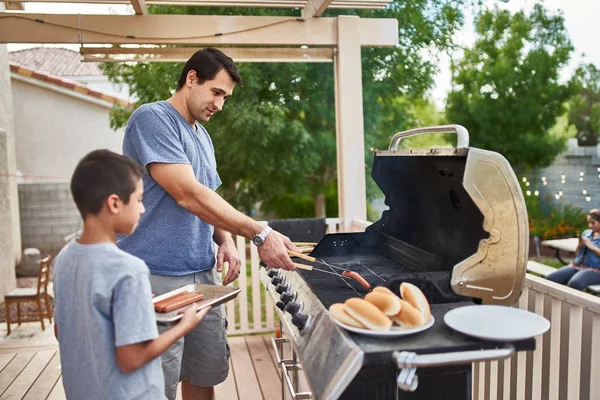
[{"xmin": 179, "ymin": 304, "xmax": 211, "ymax": 334}]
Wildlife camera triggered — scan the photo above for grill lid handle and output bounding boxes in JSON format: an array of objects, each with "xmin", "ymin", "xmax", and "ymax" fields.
[{"xmin": 388, "ymin": 124, "xmax": 470, "ymax": 150}]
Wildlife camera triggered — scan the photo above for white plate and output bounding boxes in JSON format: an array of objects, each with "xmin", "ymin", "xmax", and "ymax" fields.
[
  {"xmin": 331, "ymin": 315, "xmax": 435, "ymax": 337},
  {"xmin": 444, "ymin": 305, "xmax": 550, "ymax": 341}
]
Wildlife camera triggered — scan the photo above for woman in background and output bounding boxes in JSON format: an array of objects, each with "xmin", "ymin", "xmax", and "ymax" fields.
[{"xmin": 547, "ymin": 209, "xmax": 600, "ymax": 291}]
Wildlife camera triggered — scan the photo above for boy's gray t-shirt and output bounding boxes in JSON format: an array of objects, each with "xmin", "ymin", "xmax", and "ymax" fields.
[
  {"xmin": 118, "ymin": 100, "xmax": 222, "ymax": 275},
  {"xmin": 53, "ymin": 241, "xmax": 165, "ymax": 400}
]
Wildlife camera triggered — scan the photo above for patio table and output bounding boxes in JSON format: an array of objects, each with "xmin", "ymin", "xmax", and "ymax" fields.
[{"xmin": 541, "ymin": 237, "xmax": 578, "ymax": 264}]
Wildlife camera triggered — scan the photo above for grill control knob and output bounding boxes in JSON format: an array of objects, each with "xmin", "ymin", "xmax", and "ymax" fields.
[
  {"xmin": 292, "ymin": 313, "xmax": 309, "ymax": 330},
  {"xmin": 280, "ymin": 291, "xmax": 295, "ymax": 304},
  {"xmin": 267, "ymin": 269, "xmax": 279, "ymax": 278},
  {"xmin": 271, "ymin": 275, "xmax": 284, "ymax": 286},
  {"xmin": 275, "ymin": 283, "xmax": 290, "ymax": 294},
  {"xmin": 276, "ymin": 301, "xmax": 286, "ymax": 311},
  {"xmin": 285, "ymin": 301, "xmax": 301, "ymax": 315}
]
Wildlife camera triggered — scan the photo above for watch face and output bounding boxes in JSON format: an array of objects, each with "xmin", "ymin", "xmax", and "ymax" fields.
[{"xmin": 253, "ymin": 236, "xmax": 264, "ymax": 246}]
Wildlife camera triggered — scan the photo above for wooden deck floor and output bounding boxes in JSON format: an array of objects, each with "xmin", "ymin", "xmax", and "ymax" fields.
[{"xmin": 0, "ymin": 331, "xmax": 281, "ymax": 400}]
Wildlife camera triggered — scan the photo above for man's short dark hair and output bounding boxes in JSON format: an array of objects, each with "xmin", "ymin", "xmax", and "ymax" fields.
[
  {"xmin": 71, "ymin": 149, "xmax": 144, "ymax": 219},
  {"xmin": 176, "ymin": 48, "xmax": 242, "ymax": 90}
]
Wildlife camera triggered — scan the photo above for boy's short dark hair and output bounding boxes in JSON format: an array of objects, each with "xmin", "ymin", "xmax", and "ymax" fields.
[
  {"xmin": 176, "ymin": 48, "xmax": 242, "ymax": 90},
  {"xmin": 71, "ymin": 150, "xmax": 144, "ymax": 219}
]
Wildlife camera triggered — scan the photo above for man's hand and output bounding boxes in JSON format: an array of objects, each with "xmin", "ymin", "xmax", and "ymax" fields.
[
  {"xmin": 257, "ymin": 230, "xmax": 299, "ymax": 271},
  {"xmin": 217, "ymin": 237, "xmax": 241, "ymax": 286}
]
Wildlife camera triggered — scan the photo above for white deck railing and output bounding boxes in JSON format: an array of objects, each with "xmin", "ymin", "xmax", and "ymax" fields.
[{"xmin": 473, "ymin": 274, "xmax": 600, "ymax": 400}]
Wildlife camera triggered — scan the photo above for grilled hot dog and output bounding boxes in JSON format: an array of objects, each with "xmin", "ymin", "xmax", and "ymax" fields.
[{"xmin": 342, "ymin": 270, "xmax": 371, "ymax": 290}]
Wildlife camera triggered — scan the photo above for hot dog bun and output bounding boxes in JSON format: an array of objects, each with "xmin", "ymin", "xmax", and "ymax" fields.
[
  {"xmin": 344, "ymin": 298, "xmax": 392, "ymax": 331},
  {"xmin": 372, "ymin": 286, "xmax": 396, "ymax": 297},
  {"xmin": 400, "ymin": 282, "xmax": 431, "ymax": 322},
  {"xmin": 364, "ymin": 292, "xmax": 402, "ymax": 316},
  {"xmin": 391, "ymin": 299, "xmax": 425, "ymax": 328},
  {"xmin": 329, "ymin": 303, "xmax": 366, "ymax": 328}
]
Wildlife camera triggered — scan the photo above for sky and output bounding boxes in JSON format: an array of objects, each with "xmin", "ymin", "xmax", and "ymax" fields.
[{"xmin": 6, "ymin": 0, "xmax": 600, "ymax": 107}]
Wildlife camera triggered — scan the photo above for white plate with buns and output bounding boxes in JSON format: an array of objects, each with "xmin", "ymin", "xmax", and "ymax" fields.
[
  {"xmin": 443, "ymin": 305, "xmax": 550, "ymax": 341},
  {"xmin": 331, "ymin": 314, "xmax": 435, "ymax": 337},
  {"xmin": 328, "ymin": 283, "xmax": 434, "ymax": 337}
]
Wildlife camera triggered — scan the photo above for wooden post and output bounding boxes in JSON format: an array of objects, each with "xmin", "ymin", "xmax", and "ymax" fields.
[{"xmin": 334, "ymin": 15, "xmax": 367, "ymax": 232}]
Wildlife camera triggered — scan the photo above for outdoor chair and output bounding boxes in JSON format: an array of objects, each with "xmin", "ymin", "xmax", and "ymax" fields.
[{"xmin": 4, "ymin": 256, "xmax": 53, "ymax": 335}]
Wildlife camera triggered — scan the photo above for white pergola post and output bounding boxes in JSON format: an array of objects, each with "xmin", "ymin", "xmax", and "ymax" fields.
[
  {"xmin": 0, "ymin": 2, "xmax": 19, "ymax": 298},
  {"xmin": 335, "ymin": 15, "xmax": 367, "ymax": 231}
]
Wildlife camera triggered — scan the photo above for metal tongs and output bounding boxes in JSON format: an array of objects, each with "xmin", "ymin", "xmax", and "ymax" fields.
[{"xmin": 287, "ymin": 250, "xmax": 372, "ymax": 290}]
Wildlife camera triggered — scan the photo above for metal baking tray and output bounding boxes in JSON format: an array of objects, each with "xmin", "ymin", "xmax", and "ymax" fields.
[{"xmin": 153, "ymin": 283, "xmax": 241, "ymax": 326}]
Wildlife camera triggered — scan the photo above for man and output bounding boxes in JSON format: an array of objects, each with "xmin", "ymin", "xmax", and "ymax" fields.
[{"xmin": 118, "ymin": 48, "xmax": 297, "ymax": 400}]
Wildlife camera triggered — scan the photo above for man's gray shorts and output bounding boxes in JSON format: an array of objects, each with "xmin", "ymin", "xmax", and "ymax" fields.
[{"xmin": 150, "ymin": 269, "xmax": 229, "ymax": 400}]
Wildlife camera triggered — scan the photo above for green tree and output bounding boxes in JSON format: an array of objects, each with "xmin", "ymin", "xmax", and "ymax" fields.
[
  {"xmin": 446, "ymin": 5, "xmax": 574, "ymax": 174},
  {"xmin": 102, "ymin": 1, "xmax": 466, "ymax": 218},
  {"xmin": 568, "ymin": 63, "xmax": 600, "ymax": 146}
]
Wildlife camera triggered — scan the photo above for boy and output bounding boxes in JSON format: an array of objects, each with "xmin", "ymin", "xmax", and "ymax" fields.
[{"xmin": 53, "ymin": 149, "xmax": 209, "ymax": 399}]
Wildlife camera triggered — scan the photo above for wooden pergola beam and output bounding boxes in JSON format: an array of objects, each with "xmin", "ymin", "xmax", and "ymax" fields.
[
  {"xmin": 301, "ymin": 0, "xmax": 333, "ymax": 18},
  {"xmin": 3, "ymin": 1, "xmax": 23, "ymax": 9},
  {"xmin": 130, "ymin": 0, "xmax": 147, "ymax": 14},
  {"xmin": 0, "ymin": 14, "xmax": 398, "ymax": 46},
  {"xmin": 81, "ymin": 46, "xmax": 334, "ymax": 62}
]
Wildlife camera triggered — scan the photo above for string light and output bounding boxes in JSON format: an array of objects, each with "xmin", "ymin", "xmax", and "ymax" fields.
[
  {"xmin": 580, "ymin": 170, "xmax": 585, "ymax": 176},
  {"xmin": 583, "ymin": 188, "xmax": 588, "ymax": 195},
  {"xmin": 522, "ymin": 177, "xmax": 527, "ymax": 182},
  {"xmin": 580, "ymin": 177, "xmax": 584, "ymax": 182},
  {"xmin": 559, "ymin": 191, "xmax": 563, "ymax": 196},
  {"xmin": 534, "ymin": 190, "xmax": 539, "ymax": 196},
  {"xmin": 587, "ymin": 196, "xmax": 592, "ymax": 202},
  {"xmin": 526, "ymin": 190, "xmax": 531, "ymax": 196},
  {"xmin": 561, "ymin": 174, "xmax": 566, "ymax": 179},
  {"xmin": 541, "ymin": 177, "xmax": 547, "ymax": 181},
  {"xmin": 561, "ymin": 179, "xmax": 566, "ymax": 184},
  {"xmin": 525, "ymin": 182, "xmax": 530, "ymax": 187},
  {"xmin": 555, "ymin": 194, "xmax": 561, "ymax": 200},
  {"xmin": 543, "ymin": 181, "xmax": 548, "ymax": 185}
]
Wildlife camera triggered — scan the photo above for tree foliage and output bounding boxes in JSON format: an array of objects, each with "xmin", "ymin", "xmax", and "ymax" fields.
[
  {"xmin": 446, "ymin": 5, "xmax": 574, "ymax": 174},
  {"xmin": 101, "ymin": 1, "xmax": 466, "ymax": 217},
  {"xmin": 568, "ymin": 63, "xmax": 600, "ymax": 146}
]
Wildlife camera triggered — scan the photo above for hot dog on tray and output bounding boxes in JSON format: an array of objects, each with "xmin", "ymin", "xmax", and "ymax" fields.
[{"xmin": 154, "ymin": 291, "xmax": 205, "ymax": 313}]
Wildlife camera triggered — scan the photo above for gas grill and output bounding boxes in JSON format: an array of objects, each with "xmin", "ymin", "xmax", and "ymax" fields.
[{"xmin": 260, "ymin": 125, "xmax": 533, "ymax": 400}]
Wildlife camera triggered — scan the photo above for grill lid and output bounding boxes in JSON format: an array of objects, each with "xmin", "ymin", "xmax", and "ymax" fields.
[{"xmin": 369, "ymin": 125, "xmax": 528, "ymax": 305}]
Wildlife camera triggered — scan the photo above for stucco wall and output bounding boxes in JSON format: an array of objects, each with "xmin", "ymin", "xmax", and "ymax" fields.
[
  {"xmin": 11, "ymin": 78, "xmax": 125, "ymax": 179},
  {"xmin": 0, "ymin": 43, "xmax": 19, "ymax": 299},
  {"xmin": 19, "ymin": 182, "xmax": 80, "ymax": 256}
]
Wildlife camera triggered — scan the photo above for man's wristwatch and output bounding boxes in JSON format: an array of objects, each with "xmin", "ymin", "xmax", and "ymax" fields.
[{"xmin": 252, "ymin": 225, "xmax": 273, "ymax": 247}]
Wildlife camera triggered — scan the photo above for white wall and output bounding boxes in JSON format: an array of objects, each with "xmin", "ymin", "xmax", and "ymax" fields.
[{"xmin": 11, "ymin": 78, "xmax": 125, "ymax": 179}]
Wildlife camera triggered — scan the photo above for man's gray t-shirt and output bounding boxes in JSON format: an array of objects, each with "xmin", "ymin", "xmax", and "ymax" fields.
[
  {"xmin": 118, "ymin": 101, "xmax": 222, "ymax": 275},
  {"xmin": 53, "ymin": 241, "xmax": 165, "ymax": 400}
]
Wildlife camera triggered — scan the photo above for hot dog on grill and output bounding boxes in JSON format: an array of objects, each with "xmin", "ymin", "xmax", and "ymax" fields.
[{"xmin": 342, "ymin": 270, "xmax": 372, "ymax": 290}]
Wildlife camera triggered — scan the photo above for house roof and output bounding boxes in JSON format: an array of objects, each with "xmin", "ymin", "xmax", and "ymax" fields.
[
  {"xmin": 8, "ymin": 47, "xmax": 103, "ymax": 77},
  {"xmin": 10, "ymin": 62, "xmax": 133, "ymax": 108}
]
